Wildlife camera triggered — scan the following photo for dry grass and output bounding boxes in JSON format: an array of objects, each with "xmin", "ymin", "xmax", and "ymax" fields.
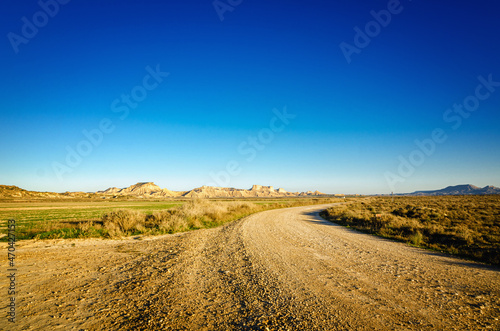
[
  {"xmin": 140, "ymin": 200, "xmax": 258, "ymax": 233},
  {"xmin": 320, "ymin": 195, "xmax": 500, "ymax": 266},
  {"xmin": 103, "ymin": 209, "xmax": 145, "ymax": 235}
]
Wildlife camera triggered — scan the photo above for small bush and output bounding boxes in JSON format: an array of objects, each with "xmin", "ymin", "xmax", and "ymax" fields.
[
  {"xmin": 410, "ymin": 231, "xmax": 424, "ymax": 246},
  {"xmin": 102, "ymin": 209, "xmax": 145, "ymax": 234}
]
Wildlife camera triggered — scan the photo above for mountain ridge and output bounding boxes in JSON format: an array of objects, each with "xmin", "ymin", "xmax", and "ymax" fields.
[{"xmin": 411, "ymin": 184, "xmax": 500, "ymax": 196}]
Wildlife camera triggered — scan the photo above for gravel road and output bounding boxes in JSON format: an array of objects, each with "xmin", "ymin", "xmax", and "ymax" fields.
[{"xmin": 3, "ymin": 204, "xmax": 500, "ymax": 330}]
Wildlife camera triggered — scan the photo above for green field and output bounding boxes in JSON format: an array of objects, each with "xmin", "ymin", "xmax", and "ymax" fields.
[
  {"xmin": 0, "ymin": 200, "xmax": 184, "ymax": 240},
  {"xmin": 0, "ymin": 200, "xmax": 184, "ymax": 224}
]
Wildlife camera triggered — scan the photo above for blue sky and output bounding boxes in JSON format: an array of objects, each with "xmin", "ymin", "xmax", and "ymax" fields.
[{"xmin": 1, "ymin": 0, "xmax": 499, "ymax": 194}]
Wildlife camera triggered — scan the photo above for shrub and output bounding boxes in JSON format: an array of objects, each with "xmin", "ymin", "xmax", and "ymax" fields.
[
  {"xmin": 102, "ymin": 209, "xmax": 145, "ymax": 234},
  {"xmin": 410, "ymin": 231, "xmax": 424, "ymax": 246}
]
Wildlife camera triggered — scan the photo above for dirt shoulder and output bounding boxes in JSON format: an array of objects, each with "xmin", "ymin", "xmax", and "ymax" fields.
[{"xmin": 1, "ymin": 204, "xmax": 499, "ymax": 330}]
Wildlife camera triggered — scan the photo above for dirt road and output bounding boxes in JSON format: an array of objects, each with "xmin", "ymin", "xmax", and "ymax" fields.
[{"xmin": 3, "ymin": 204, "xmax": 500, "ymax": 330}]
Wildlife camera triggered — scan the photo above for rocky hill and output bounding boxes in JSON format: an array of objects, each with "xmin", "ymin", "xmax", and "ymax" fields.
[
  {"xmin": 0, "ymin": 185, "xmax": 98, "ymax": 199},
  {"xmin": 412, "ymin": 184, "xmax": 500, "ymax": 196},
  {"xmin": 98, "ymin": 182, "xmax": 328, "ymax": 198},
  {"xmin": 0, "ymin": 182, "xmax": 329, "ymax": 200},
  {"xmin": 98, "ymin": 182, "xmax": 185, "ymax": 197}
]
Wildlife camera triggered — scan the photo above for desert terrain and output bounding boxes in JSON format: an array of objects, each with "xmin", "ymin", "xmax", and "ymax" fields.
[{"xmin": 2, "ymin": 203, "xmax": 499, "ymax": 330}]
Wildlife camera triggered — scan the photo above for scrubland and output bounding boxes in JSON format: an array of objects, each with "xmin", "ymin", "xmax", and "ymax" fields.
[{"xmin": 321, "ymin": 195, "xmax": 500, "ymax": 265}]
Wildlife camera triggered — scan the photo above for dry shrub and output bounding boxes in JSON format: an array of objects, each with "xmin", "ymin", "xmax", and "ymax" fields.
[
  {"xmin": 77, "ymin": 221, "xmax": 99, "ymax": 232},
  {"xmin": 157, "ymin": 213, "xmax": 187, "ymax": 232},
  {"xmin": 176, "ymin": 199, "xmax": 260, "ymax": 228},
  {"xmin": 205, "ymin": 202, "xmax": 227, "ymax": 221},
  {"xmin": 178, "ymin": 200, "xmax": 203, "ymax": 218},
  {"xmin": 102, "ymin": 209, "xmax": 145, "ymax": 234},
  {"xmin": 135, "ymin": 200, "xmax": 258, "ymax": 234},
  {"xmin": 144, "ymin": 214, "xmax": 161, "ymax": 228},
  {"xmin": 452, "ymin": 224, "xmax": 475, "ymax": 246},
  {"xmin": 410, "ymin": 231, "xmax": 424, "ymax": 246}
]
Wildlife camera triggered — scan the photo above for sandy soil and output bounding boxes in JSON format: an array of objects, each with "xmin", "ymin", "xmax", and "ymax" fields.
[{"xmin": 1, "ymin": 204, "xmax": 499, "ymax": 330}]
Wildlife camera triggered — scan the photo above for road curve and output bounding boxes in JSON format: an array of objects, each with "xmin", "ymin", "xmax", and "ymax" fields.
[{"xmin": 6, "ymin": 204, "xmax": 500, "ymax": 330}]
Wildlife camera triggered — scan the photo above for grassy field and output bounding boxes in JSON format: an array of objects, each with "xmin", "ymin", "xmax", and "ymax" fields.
[
  {"xmin": 1, "ymin": 198, "xmax": 338, "ymax": 240},
  {"xmin": 0, "ymin": 200, "xmax": 184, "ymax": 240},
  {"xmin": 321, "ymin": 195, "xmax": 500, "ymax": 266}
]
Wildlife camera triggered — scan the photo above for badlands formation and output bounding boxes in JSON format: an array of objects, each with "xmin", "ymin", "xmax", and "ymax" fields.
[{"xmin": 98, "ymin": 182, "xmax": 329, "ymax": 198}]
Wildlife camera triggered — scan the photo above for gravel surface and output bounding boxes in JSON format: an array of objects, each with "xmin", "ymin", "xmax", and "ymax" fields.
[{"xmin": 2, "ymin": 204, "xmax": 499, "ymax": 330}]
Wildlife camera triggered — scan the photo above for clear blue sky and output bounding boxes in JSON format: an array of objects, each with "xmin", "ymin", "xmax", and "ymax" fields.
[{"xmin": 1, "ymin": 0, "xmax": 499, "ymax": 194}]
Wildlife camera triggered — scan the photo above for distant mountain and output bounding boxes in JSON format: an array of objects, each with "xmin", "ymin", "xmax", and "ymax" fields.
[{"xmin": 411, "ymin": 184, "xmax": 500, "ymax": 196}]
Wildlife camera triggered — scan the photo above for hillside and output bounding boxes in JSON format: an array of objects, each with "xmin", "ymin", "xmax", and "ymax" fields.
[{"xmin": 0, "ymin": 185, "xmax": 98, "ymax": 199}]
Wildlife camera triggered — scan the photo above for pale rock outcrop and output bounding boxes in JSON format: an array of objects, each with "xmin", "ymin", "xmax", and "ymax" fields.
[{"xmin": 96, "ymin": 182, "xmax": 328, "ymax": 198}]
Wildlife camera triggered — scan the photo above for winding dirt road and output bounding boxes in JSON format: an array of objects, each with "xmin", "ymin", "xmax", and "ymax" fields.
[{"xmin": 3, "ymin": 204, "xmax": 500, "ymax": 330}]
